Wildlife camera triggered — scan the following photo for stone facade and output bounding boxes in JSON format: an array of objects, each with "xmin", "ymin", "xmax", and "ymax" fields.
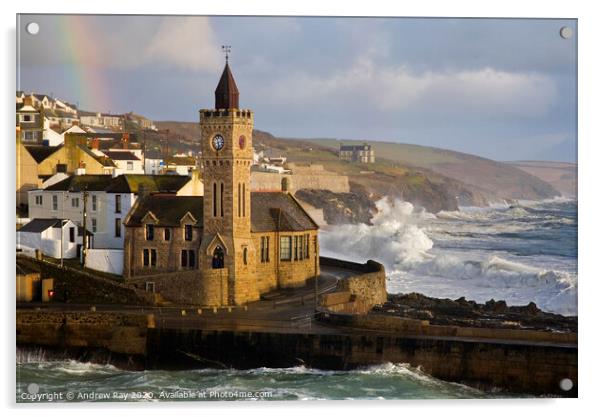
[{"xmin": 122, "ymin": 62, "xmax": 320, "ymax": 307}]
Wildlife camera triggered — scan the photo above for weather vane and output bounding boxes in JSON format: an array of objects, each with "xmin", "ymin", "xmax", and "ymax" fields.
[{"xmin": 221, "ymin": 45, "xmax": 232, "ymax": 62}]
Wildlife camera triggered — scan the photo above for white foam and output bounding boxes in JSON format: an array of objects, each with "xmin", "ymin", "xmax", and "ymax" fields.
[{"xmin": 320, "ymin": 198, "xmax": 577, "ymax": 315}]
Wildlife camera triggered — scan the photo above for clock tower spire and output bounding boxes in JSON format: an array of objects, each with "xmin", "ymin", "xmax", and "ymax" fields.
[{"xmin": 199, "ymin": 54, "xmax": 258, "ymax": 306}]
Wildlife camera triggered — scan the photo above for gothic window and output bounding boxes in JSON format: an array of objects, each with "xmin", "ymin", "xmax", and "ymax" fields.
[
  {"xmin": 146, "ymin": 224, "xmax": 154, "ymax": 241},
  {"xmin": 238, "ymin": 183, "xmax": 242, "ymax": 217},
  {"xmin": 242, "ymin": 183, "xmax": 246, "ymax": 217},
  {"xmin": 220, "ymin": 182, "xmax": 224, "ymax": 217},
  {"xmin": 184, "ymin": 224, "xmax": 193, "ymax": 241},
  {"xmin": 212, "ymin": 245, "xmax": 225, "ymax": 269},
  {"xmin": 213, "ymin": 182, "xmax": 217, "ymax": 217}
]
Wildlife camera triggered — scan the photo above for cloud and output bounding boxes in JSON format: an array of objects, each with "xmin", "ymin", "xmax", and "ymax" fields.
[
  {"xmin": 143, "ymin": 17, "xmax": 222, "ymax": 72},
  {"xmin": 268, "ymin": 55, "xmax": 558, "ymax": 121}
]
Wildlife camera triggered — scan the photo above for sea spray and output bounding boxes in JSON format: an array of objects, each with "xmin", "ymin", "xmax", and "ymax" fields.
[{"xmin": 320, "ymin": 198, "xmax": 577, "ymax": 315}]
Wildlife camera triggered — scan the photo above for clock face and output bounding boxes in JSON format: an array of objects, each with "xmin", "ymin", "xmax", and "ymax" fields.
[
  {"xmin": 239, "ymin": 135, "xmax": 246, "ymax": 149},
  {"xmin": 212, "ymin": 134, "xmax": 225, "ymax": 151}
]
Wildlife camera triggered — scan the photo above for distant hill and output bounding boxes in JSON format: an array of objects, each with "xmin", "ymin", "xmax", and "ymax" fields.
[
  {"xmin": 307, "ymin": 139, "xmax": 560, "ymax": 201},
  {"xmin": 506, "ymin": 161, "xmax": 576, "ymax": 198}
]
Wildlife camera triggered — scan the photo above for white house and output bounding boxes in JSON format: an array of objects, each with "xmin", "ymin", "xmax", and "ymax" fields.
[
  {"xmin": 28, "ymin": 173, "xmax": 202, "ymax": 250},
  {"xmin": 17, "ymin": 218, "xmax": 85, "ymax": 259},
  {"xmin": 102, "ymin": 150, "xmax": 144, "ymax": 174}
]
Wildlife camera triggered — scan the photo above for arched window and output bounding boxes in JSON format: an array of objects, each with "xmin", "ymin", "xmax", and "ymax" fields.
[
  {"xmin": 212, "ymin": 182, "xmax": 217, "ymax": 217},
  {"xmin": 212, "ymin": 245, "xmax": 225, "ymax": 269},
  {"xmin": 220, "ymin": 182, "xmax": 224, "ymax": 217}
]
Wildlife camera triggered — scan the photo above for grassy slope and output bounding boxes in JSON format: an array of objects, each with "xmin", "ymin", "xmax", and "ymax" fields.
[{"xmin": 307, "ymin": 139, "xmax": 560, "ymax": 200}]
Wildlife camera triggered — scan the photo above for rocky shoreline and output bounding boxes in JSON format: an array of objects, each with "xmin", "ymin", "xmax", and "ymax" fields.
[{"xmin": 375, "ymin": 292, "xmax": 577, "ymax": 333}]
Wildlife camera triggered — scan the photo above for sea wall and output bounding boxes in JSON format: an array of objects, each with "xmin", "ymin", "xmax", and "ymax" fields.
[
  {"xmin": 318, "ymin": 311, "xmax": 578, "ymax": 345},
  {"xmin": 16, "ymin": 310, "xmax": 578, "ymax": 396},
  {"xmin": 146, "ymin": 327, "xmax": 577, "ymax": 397},
  {"xmin": 319, "ymin": 257, "xmax": 387, "ymax": 313},
  {"xmin": 17, "ymin": 311, "xmax": 148, "ymax": 357}
]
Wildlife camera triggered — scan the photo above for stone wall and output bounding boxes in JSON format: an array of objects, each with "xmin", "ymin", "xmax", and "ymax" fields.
[
  {"xmin": 319, "ymin": 257, "xmax": 387, "ymax": 312},
  {"xmin": 17, "ymin": 311, "xmax": 148, "ymax": 356},
  {"xmin": 18, "ymin": 256, "xmax": 154, "ymax": 305},
  {"xmin": 318, "ymin": 312, "xmax": 577, "ymax": 344},
  {"xmin": 250, "ymin": 167, "xmax": 350, "ymax": 194}
]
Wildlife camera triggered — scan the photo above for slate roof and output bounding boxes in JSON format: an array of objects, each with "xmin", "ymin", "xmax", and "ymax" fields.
[
  {"xmin": 18, "ymin": 218, "xmax": 65, "ymax": 233},
  {"xmin": 24, "ymin": 145, "xmax": 61, "ymax": 163},
  {"xmin": 250, "ymin": 192, "xmax": 319, "ymax": 232},
  {"xmin": 215, "ymin": 62, "xmax": 239, "ymax": 109},
  {"xmin": 103, "ymin": 150, "xmax": 141, "ymax": 161},
  {"xmin": 105, "ymin": 174, "xmax": 191, "ymax": 194},
  {"xmin": 125, "ymin": 195, "xmax": 203, "ymax": 227},
  {"xmin": 124, "ymin": 191, "xmax": 318, "ymax": 233},
  {"xmin": 78, "ymin": 145, "xmax": 117, "ymax": 167},
  {"xmin": 45, "ymin": 175, "xmax": 115, "ymax": 192},
  {"xmin": 164, "ymin": 155, "xmax": 196, "ymax": 165}
]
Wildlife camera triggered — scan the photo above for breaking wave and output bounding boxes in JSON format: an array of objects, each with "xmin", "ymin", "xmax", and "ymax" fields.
[{"xmin": 320, "ymin": 198, "xmax": 577, "ymax": 315}]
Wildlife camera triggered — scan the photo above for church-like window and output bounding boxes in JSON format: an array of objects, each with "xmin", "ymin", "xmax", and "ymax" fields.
[
  {"xmin": 243, "ymin": 247, "xmax": 248, "ymax": 265},
  {"xmin": 238, "ymin": 183, "xmax": 242, "ymax": 217},
  {"xmin": 212, "ymin": 246, "xmax": 225, "ymax": 269},
  {"xmin": 145, "ymin": 224, "xmax": 154, "ymax": 241},
  {"xmin": 184, "ymin": 224, "xmax": 193, "ymax": 241},
  {"xmin": 220, "ymin": 182, "xmax": 224, "ymax": 217},
  {"xmin": 280, "ymin": 236, "xmax": 292, "ymax": 261},
  {"xmin": 242, "ymin": 183, "xmax": 246, "ymax": 217},
  {"xmin": 213, "ymin": 182, "xmax": 217, "ymax": 217}
]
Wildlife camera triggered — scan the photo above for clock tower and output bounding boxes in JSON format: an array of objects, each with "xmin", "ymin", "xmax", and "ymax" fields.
[{"xmin": 198, "ymin": 59, "xmax": 259, "ymax": 306}]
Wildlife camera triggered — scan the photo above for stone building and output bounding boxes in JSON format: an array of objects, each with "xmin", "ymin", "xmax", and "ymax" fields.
[
  {"xmin": 123, "ymin": 61, "xmax": 320, "ymax": 306},
  {"xmin": 339, "ymin": 143, "xmax": 375, "ymax": 163}
]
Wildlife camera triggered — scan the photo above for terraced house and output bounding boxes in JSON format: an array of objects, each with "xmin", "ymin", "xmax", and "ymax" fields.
[{"xmin": 122, "ymin": 61, "xmax": 320, "ymax": 306}]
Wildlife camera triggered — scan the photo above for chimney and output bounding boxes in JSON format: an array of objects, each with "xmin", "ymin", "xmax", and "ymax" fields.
[
  {"xmin": 138, "ymin": 184, "xmax": 149, "ymax": 200},
  {"xmin": 90, "ymin": 138, "xmax": 100, "ymax": 150},
  {"xmin": 72, "ymin": 119, "xmax": 79, "ymax": 126}
]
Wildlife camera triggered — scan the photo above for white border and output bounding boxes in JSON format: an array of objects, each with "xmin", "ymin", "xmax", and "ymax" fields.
[{"xmin": 2, "ymin": 0, "xmax": 600, "ymax": 415}]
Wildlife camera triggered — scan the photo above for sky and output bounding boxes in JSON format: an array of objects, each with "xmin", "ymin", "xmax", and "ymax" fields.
[{"xmin": 17, "ymin": 15, "xmax": 577, "ymax": 162}]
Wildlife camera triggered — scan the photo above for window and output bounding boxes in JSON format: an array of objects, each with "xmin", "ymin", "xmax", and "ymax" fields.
[
  {"xmin": 164, "ymin": 228, "xmax": 171, "ymax": 241},
  {"xmin": 306, "ymin": 234, "xmax": 310, "ymax": 259},
  {"xmin": 188, "ymin": 250, "xmax": 195, "ymax": 268},
  {"xmin": 114, "ymin": 218, "xmax": 121, "ymax": 237},
  {"xmin": 184, "ymin": 224, "xmax": 193, "ymax": 241},
  {"xmin": 294, "ymin": 236, "xmax": 299, "ymax": 261},
  {"xmin": 143, "ymin": 249, "xmax": 149, "ymax": 266},
  {"xmin": 260, "ymin": 236, "xmax": 270, "ymax": 263},
  {"xmin": 23, "ymin": 114, "xmax": 31, "ymax": 122},
  {"xmin": 35, "ymin": 195, "xmax": 43, "ymax": 205},
  {"xmin": 280, "ymin": 236, "xmax": 292, "ymax": 261},
  {"xmin": 115, "ymin": 195, "xmax": 122, "ymax": 213},
  {"xmin": 127, "ymin": 161, "xmax": 134, "ymax": 170},
  {"xmin": 52, "ymin": 195, "xmax": 58, "ymax": 211},
  {"xmin": 150, "ymin": 249, "xmax": 157, "ymax": 267},
  {"xmin": 71, "ymin": 197, "xmax": 79, "ymax": 208},
  {"xmin": 212, "ymin": 246, "xmax": 225, "ymax": 269},
  {"xmin": 145, "ymin": 282, "xmax": 155, "ymax": 293},
  {"xmin": 238, "ymin": 183, "xmax": 242, "ymax": 217},
  {"xmin": 91, "ymin": 218, "xmax": 97, "ymax": 233},
  {"xmin": 69, "ymin": 227, "xmax": 75, "ymax": 243},
  {"xmin": 242, "ymin": 183, "xmax": 246, "ymax": 217},
  {"xmin": 212, "ymin": 182, "xmax": 217, "ymax": 217},
  {"xmin": 181, "ymin": 250, "xmax": 187, "ymax": 267},
  {"xmin": 146, "ymin": 224, "xmax": 154, "ymax": 241},
  {"xmin": 243, "ymin": 247, "xmax": 248, "ymax": 265},
  {"xmin": 92, "ymin": 195, "xmax": 97, "ymax": 211},
  {"xmin": 220, "ymin": 182, "xmax": 224, "ymax": 217},
  {"xmin": 56, "ymin": 164, "xmax": 67, "ymax": 173}
]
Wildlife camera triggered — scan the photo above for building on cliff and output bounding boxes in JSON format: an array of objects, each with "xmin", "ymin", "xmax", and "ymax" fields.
[
  {"xmin": 122, "ymin": 60, "xmax": 320, "ymax": 306},
  {"xmin": 339, "ymin": 143, "xmax": 375, "ymax": 163}
]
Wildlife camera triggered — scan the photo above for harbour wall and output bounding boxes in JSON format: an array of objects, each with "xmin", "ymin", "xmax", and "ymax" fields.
[{"xmin": 16, "ymin": 310, "xmax": 577, "ymax": 397}]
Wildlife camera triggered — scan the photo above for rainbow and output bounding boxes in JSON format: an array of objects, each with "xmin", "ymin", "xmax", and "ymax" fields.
[{"xmin": 55, "ymin": 15, "xmax": 112, "ymax": 112}]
